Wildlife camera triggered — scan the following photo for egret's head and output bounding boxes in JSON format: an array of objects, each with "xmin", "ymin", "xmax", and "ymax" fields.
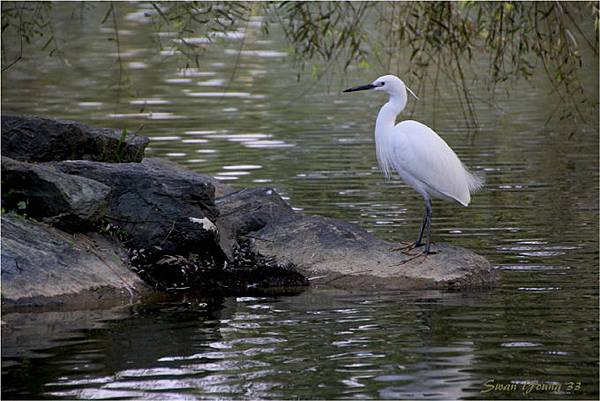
[{"xmin": 343, "ymin": 74, "xmax": 419, "ymax": 100}]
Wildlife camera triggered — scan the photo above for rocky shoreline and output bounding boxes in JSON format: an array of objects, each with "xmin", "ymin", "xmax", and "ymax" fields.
[{"xmin": 1, "ymin": 115, "xmax": 499, "ymax": 310}]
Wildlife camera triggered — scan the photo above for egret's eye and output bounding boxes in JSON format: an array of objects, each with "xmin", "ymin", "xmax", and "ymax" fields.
[{"xmin": 380, "ymin": 82, "xmax": 385, "ymax": 86}]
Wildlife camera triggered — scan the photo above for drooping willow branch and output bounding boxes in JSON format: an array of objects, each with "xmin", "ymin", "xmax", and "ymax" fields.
[{"xmin": 1, "ymin": 1, "xmax": 597, "ymax": 126}]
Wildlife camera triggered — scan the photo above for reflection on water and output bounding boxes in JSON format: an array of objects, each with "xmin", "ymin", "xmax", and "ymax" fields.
[
  {"xmin": 2, "ymin": 291, "xmax": 597, "ymax": 400},
  {"xmin": 1, "ymin": 2, "xmax": 598, "ymax": 400}
]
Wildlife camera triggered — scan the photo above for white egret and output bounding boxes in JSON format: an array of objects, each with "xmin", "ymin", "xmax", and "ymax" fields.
[{"xmin": 343, "ymin": 75, "xmax": 483, "ymax": 255}]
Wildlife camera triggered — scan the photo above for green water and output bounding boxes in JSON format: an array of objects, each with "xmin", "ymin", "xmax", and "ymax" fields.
[{"xmin": 2, "ymin": 4, "xmax": 598, "ymax": 400}]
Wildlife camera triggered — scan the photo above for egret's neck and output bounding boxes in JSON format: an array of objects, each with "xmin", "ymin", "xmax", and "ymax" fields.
[
  {"xmin": 373, "ymin": 93, "xmax": 406, "ymax": 179},
  {"xmin": 375, "ymin": 94, "xmax": 406, "ymax": 140}
]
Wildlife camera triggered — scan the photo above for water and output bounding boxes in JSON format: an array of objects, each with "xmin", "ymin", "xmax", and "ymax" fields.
[{"xmin": 2, "ymin": 4, "xmax": 598, "ymax": 399}]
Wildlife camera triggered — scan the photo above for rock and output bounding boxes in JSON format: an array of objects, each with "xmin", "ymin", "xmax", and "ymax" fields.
[
  {"xmin": 142, "ymin": 158, "xmax": 235, "ymax": 198},
  {"xmin": 130, "ymin": 239, "xmax": 308, "ymax": 295},
  {"xmin": 1, "ymin": 157, "xmax": 110, "ymax": 230},
  {"xmin": 250, "ymin": 213, "xmax": 498, "ymax": 291},
  {"xmin": 1, "ymin": 213, "xmax": 155, "ymax": 309},
  {"xmin": 51, "ymin": 160, "xmax": 221, "ymax": 256},
  {"xmin": 222, "ymin": 238, "xmax": 307, "ymax": 294},
  {"xmin": 1, "ymin": 114, "xmax": 148, "ymax": 162},
  {"xmin": 214, "ymin": 187, "xmax": 495, "ymax": 291},
  {"xmin": 40, "ymin": 159, "xmax": 307, "ymax": 298},
  {"xmin": 215, "ymin": 187, "xmax": 296, "ymax": 258},
  {"xmin": 216, "ymin": 187, "xmax": 296, "ymax": 235}
]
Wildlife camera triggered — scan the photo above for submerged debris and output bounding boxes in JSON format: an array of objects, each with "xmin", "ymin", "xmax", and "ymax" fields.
[{"xmin": 128, "ymin": 239, "xmax": 308, "ymax": 296}]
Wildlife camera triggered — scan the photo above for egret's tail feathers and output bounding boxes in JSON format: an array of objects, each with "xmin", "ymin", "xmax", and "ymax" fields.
[
  {"xmin": 466, "ymin": 169, "xmax": 485, "ymax": 193},
  {"xmin": 452, "ymin": 169, "xmax": 484, "ymax": 207}
]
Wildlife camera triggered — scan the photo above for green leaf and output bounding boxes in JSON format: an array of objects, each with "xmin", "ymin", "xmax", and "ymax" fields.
[{"xmin": 115, "ymin": 128, "xmax": 128, "ymax": 162}]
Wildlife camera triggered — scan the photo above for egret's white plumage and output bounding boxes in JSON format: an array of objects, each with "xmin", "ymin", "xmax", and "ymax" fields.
[
  {"xmin": 382, "ymin": 119, "xmax": 482, "ymax": 206},
  {"xmin": 344, "ymin": 74, "xmax": 483, "ymax": 254}
]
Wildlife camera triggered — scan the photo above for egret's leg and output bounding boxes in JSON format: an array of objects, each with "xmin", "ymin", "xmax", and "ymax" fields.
[
  {"xmin": 423, "ymin": 199, "xmax": 433, "ymax": 255},
  {"xmin": 393, "ymin": 199, "xmax": 433, "ymax": 255},
  {"xmin": 396, "ymin": 199, "xmax": 431, "ymax": 255},
  {"xmin": 392, "ymin": 204, "xmax": 428, "ymax": 252},
  {"xmin": 415, "ymin": 201, "xmax": 430, "ymax": 247}
]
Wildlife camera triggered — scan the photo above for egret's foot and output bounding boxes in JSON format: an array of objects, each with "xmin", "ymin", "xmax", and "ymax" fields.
[
  {"xmin": 396, "ymin": 251, "xmax": 426, "ymax": 265},
  {"xmin": 391, "ymin": 241, "xmax": 425, "ymax": 252},
  {"xmin": 423, "ymin": 242, "xmax": 439, "ymax": 256},
  {"xmin": 404, "ymin": 245, "xmax": 437, "ymax": 258},
  {"xmin": 402, "ymin": 248, "xmax": 422, "ymax": 257},
  {"xmin": 391, "ymin": 241, "xmax": 415, "ymax": 252}
]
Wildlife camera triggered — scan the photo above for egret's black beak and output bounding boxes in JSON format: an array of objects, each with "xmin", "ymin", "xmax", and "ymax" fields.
[{"xmin": 343, "ymin": 83, "xmax": 376, "ymax": 93}]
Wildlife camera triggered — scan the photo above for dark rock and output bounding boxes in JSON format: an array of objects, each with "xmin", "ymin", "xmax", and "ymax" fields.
[
  {"xmin": 129, "ymin": 240, "xmax": 307, "ymax": 296},
  {"xmin": 251, "ymin": 213, "xmax": 498, "ymax": 291},
  {"xmin": 51, "ymin": 160, "xmax": 221, "ymax": 256},
  {"xmin": 215, "ymin": 187, "xmax": 296, "ymax": 257},
  {"xmin": 216, "ymin": 187, "xmax": 296, "ymax": 235},
  {"xmin": 222, "ymin": 238, "xmax": 307, "ymax": 295},
  {"xmin": 215, "ymin": 187, "xmax": 495, "ymax": 291},
  {"xmin": 1, "ymin": 157, "xmax": 110, "ymax": 230},
  {"xmin": 1, "ymin": 114, "xmax": 148, "ymax": 162},
  {"xmin": 142, "ymin": 157, "xmax": 235, "ymax": 198},
  {"xmin": 27, "ymin": 159, "xmax": 306, "ymax": 299},
  {"xmin": 1, "ymin": 213, "xmax": 154, "ymax": 309}
]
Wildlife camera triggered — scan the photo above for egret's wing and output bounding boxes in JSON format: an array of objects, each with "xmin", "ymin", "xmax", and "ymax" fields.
[{"xmin": 389, "ymin": 120, "xmax": 478, "ymax": 205}]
